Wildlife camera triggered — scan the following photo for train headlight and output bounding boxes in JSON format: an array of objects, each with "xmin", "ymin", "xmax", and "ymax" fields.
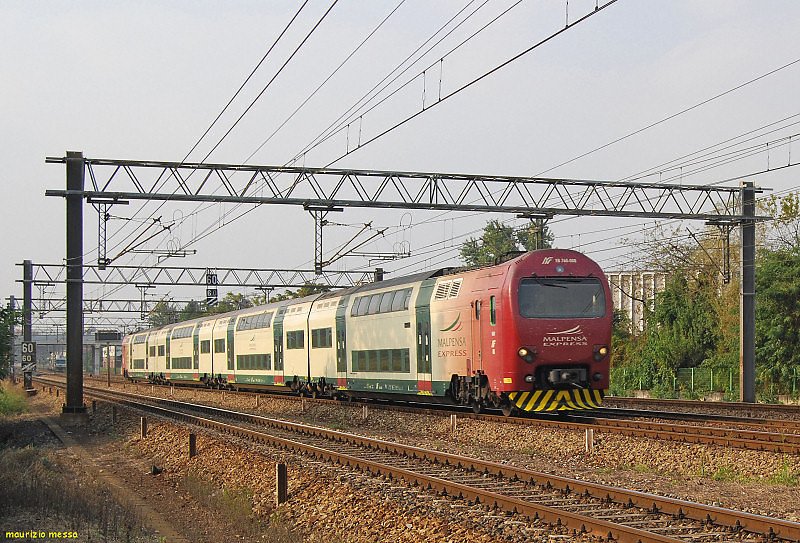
[
  {"xmin": 517, "ymin": 347, "xmax": 535, "ymax": 363},
  {"xmin": 524, "ymin": 374, "xmax": 535, "ymax": 383},
  {"xmin": 593, "ymin": 345, "xmax": 609, "ymax": 361}
]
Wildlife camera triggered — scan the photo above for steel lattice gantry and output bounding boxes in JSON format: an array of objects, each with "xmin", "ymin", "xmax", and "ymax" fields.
[
  {"xmin": 45, "ymin": 153, "xmax": 768, "ymax": 414},
  {"xmin": 45, "ymin": 156, "xmax": 768, "ymax": 220},
  {"xmin": 20, "ymin": 263, "xmax": 378, "ymax": 288},
  {"xmin": 11, "ymin": 298, "xmax": 199, "ymax": 314}
]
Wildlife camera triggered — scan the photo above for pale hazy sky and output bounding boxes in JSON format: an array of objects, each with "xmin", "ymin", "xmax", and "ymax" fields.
[{"xmin": 3, "ymin": 0, "xmax": 800, "ymax": 327}]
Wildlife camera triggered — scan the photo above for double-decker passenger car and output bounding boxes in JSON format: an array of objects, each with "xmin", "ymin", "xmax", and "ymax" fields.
[{"xmin": 122, "ymin": 249, "xmax": 612, "ymax": 413}]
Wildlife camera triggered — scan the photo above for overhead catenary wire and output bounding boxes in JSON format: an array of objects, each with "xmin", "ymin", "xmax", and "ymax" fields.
[
  {"xmin": 323, "ymin": 0, "xmax": 620, "ymax": 167},
  {"xmin": 161, "ymin": 0, "xmax": 504, "ymax": 254},
  {"xmin": 294, "ymin": 0, "xmax": 522, "ymax": 162},
  {"xmin": 75, "ymin": 5, "xmax": 800, "ymax": 306},
  {"xmin": 99, "ymin": 2, "xmax": 313, "ymax": 263},
  {"xmin": 531, "ymin": 56, "xmax": 800, "ymax": 178},
  {"xmin": 165, "ymin": 0, "xmax": 615, "ymax": 263},
  {"xmin": 339, "ymin": 60, "xmax": 800, "ymax": 256},
  {"xmin": 82, "ymin": 2, "xmax": 340, "ymax": 302}
]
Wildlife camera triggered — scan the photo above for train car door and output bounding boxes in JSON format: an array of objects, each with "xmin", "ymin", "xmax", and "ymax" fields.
[
  {"xmin": 415, "ymin": 281, "xmax": 436, "ymax": 393},
  {"xmin": 226, "ymin": 318, "xmax": 236, "ymax": 383},
  {"xmin": 470, "ymin": 298, "xmax": 483, "ymax": 373},
  {"xmin": 210, "ymin": 319, "xmax": 219, "ymax": 377},
  {"xmin": 192, "ymin": 325, "xmax": 199, "ymax": 377},
  {"xmin": 335, "ymin": 297, "xmax": 348, "ymax": 389},
  {"xmin": 273, "ymin": 306, "xmax": 286, "ymax": 384}
]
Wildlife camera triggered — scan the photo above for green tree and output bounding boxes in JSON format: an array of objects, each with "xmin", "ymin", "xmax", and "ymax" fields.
[
  {"xmin": 179, "ymin": 300, "xmax": 205, "ymax": 322},
  {"xmin": 209, "ymin": 292, "xmax": 253, "ymax": 314},
  {"xmin": 147, "ymin": 301, "xmax": 178, "ymax": 327},
  {"xmin": 515, "ymin": 218, "xmax": 554, "ymax": 251},
  {"xmin": 460, "ymin": 220, "xmax": 553, "ymax": 267},
  {"xmin": 755, "ymin": 245, "xmax": 800, "ymax": 394}
]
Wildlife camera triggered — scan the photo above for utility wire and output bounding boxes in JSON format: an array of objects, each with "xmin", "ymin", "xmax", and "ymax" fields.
[
  {"xmin": 197, "ymin": 0, "xmax": 341, "ymax": 164},
  {"xmin": 244, "ymin": 0, "xmax": 408, "ymax": 163},
  {"xmin": 96, "ymin": 2, "xmax": 313, "ymax": 263},
  {"xmin": 167, "ymin": 0, "xmax": 501, "ymax": 254},
  {"xmin": 532, "ymin": 56, "xmax": 800, "ymax": 177},
  {"xmin": 169, "ymin": 0, "xmax": 614, "ymax": 259},
  {"xmin": 296, "ymin": 0, "xmax": 520, "ymax": 161},
  {"xmin": 324, "ymin": 0, "xmax": 620, "ymax": 167}
]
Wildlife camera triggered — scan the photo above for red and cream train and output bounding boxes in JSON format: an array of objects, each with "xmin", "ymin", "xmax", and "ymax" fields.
[{"xmin": 122, "ymin": 249, "xmax": 612, "ymax": 413}]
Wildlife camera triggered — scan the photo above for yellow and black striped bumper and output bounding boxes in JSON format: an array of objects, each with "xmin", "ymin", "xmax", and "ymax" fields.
[{"xmin": 507, "ymin": 389, "xmax": 604, "ymax": 411}]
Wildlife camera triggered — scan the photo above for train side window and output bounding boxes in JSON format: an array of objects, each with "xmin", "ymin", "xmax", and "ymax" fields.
[
  {"xmin": 200, "ymin": 340, "xmax": 211, "ymax": 354},
  {"xmin": 350, "ymin": 297, "xmax": 362, "ymax": 317},
  {"xmin": 490, "ymin": 296, "xmax": 496, "ymax": 326},
  {"xmin": 158, "ymin": 345, "xmax": 165, "ymax": 357},
  {"xmin": 475, "ymin": 300, "xmax": 481, "ymax": 320},
  {"xmin": 390, "ymin": 290, "xmax": 405, "ymax": 311},
  {"xmin": 357, "ymin": 297, "xmax": 370, "ymax": 317},
  {"xmin": 367, "ymin": 294, "xmax": 382, "ymax": 315},
  {"xmin": 379, "ymin": 292, "xmax": 393, "ymax": 313},
  {"xmin": 214, "ymin": 339, "xmax": 226, "ymax": 353},
  {"xmin": 402, "ymin": 288, "xmax": 412, "ymax": 310}
]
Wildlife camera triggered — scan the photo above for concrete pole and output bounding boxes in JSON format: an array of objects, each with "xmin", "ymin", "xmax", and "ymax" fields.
[
  {"xmin": 740, "ymin": 181, "xmax": 756, "ymax": 403},
  {"xmin": 64, "ymin": 151, "xmax": 86, "ymax": 415}
]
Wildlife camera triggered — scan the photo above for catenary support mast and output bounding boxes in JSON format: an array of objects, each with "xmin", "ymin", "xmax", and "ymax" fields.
[
  {"xmin": 64, "ymin": 151, "xmax": 86, "ymax": 417},
  {"xmin": 740, "ymin": 182, "xmax": 756, "ymax": 403}
]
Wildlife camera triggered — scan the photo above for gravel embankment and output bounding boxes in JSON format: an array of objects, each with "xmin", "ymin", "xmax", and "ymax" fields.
[
  {"xmin": 125, "ymin": 383, "xmax": 800, "ymax": 521},
  {"xmin": 34, "ymin": 385, "xmax": 598, "ymax": 543}
]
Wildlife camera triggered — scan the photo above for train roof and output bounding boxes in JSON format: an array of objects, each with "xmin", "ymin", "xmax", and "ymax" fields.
[{"xmin": 127, "ymin": 250, "xmax": 603, "ymax": 338}]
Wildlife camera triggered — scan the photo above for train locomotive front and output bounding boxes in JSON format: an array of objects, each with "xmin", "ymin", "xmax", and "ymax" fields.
[
  {"xmin": 439, "ymin": 249, "xmax": 612, "ymax": 413},
  {"xmin": 488, "ymin": 250, "xmax": 612, "ymax": 412}
]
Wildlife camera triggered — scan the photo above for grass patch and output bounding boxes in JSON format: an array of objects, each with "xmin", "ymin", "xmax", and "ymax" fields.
[
  {"xmin": 769, "ymin": 460, "xmax": 799, "ymax": 486},
  {"xmin": 183, "ymin": 473, "xmax": 303, "ymax": 542},
  {"xmin": 710, "ymin": 465, "xmax": 746, "ymax": 483},
  {"xmin": 0, "ymin": 446, "xmax": 156, "ymax": 541},
  {"xmin": 0, "ymin": 380, "xmax": 28, "ymax": 416}
]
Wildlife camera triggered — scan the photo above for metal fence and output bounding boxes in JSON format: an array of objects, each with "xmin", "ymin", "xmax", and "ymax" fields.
[{"xmin": 610, "ymin": 365, "xmax": 800, "ymax": 400}]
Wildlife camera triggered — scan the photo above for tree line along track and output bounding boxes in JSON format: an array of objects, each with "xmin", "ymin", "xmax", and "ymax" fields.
[
  {"xmin": 33, "ymin": 378, "xmax": 800, "ymax": 543},
  {"xmin": 68, "ymin": 375, "xmax": 800, "ymax": 455}
]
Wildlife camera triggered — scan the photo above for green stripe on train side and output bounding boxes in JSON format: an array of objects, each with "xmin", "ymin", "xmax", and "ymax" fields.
[
  {"xmin": 167, "ymin": 372, "xmax": 198, "ymax": 381},
  {"xmin": 343, "ymin": 377, "xmax": 449, "ymax": 396},
  {"xmin": 233, "ymin": 373, "xmax": 286, "ymax": 385}
]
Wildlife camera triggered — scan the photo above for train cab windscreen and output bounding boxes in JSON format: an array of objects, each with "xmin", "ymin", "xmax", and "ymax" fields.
[{"xmin": 518, "ymin": 277, "xmax": 606, "ymax": 319}]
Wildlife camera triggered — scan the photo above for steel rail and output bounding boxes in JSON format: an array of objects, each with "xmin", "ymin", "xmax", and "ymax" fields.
[
  {"xmin": 36, "ymin": 377, "xmax": 800, "ymax": 542},
  {"xmin": 607, "ymin": 396, "xmax": 800, "ymax": 416},
  {"xmin": 68, "ymin": 375, "xmax": 800, "ymax": 452}
]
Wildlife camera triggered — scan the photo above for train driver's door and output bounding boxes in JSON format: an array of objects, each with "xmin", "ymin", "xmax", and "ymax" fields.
[{"xmin": 470, "ymin": 299, "xmax": 483, "ymax": 373}]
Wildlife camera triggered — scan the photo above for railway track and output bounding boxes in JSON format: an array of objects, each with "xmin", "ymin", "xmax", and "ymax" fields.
[
  {"xmin": 47, "ymin": 374, "xmax": 800, "ymax": 454},
  {"xmin": 607, "ymin": 397, "xmax": 800, "ymax": 419},
  {"xmin": 36, "ymin": 377, "xmax": 800, "ymax": 543}
]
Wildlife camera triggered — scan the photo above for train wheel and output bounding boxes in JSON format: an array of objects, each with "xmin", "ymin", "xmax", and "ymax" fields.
[{"xmin": 471, "ymin": 400, "xmax": 482, "ymax": 414}]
